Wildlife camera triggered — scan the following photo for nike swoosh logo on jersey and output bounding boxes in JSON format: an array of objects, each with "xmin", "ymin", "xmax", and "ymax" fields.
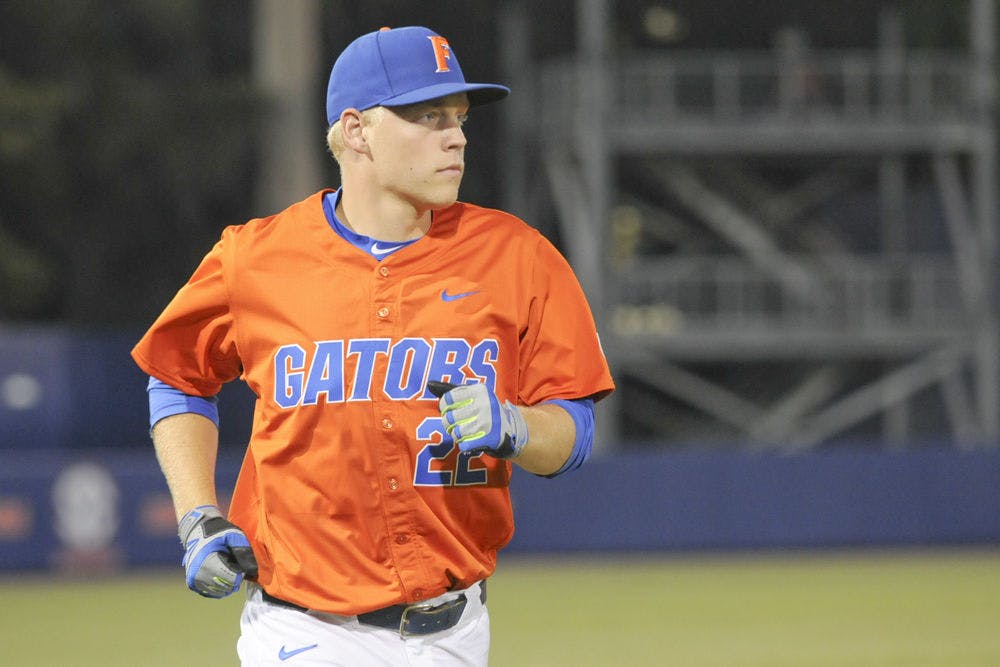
[
  {"xmin": 441, "ymin": 289, "xmax": 480, "ymax": 302},
  {"xmin": 371, "ymin": 242, "xmax": 404, "ymax": 256},
  {"xmin": 279, "ymin": 644, "xmax": 319, "ymax": 661}
]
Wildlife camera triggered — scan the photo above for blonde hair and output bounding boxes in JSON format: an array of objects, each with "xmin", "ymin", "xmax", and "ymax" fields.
[{"xmin": 326, "ymin": 106, "xmax": 386, "ymax": 163}]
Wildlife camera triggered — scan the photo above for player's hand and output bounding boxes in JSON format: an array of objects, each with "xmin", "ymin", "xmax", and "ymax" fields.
[
  {"xmin": 427, "ymin": 381, "xmax": 528, "ymax": 459},
  {"xmin": 177, "ymin": 505, "xmax": 258, "ymax": 599}
]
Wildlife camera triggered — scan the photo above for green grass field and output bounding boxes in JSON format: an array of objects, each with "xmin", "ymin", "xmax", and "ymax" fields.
[{"xmin": 1, "ymin": 549, "xmax": 997, "ymax": 666}]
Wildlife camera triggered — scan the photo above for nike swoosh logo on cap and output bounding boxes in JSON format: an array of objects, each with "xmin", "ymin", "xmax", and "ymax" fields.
[{"xmin": 279, "ymin": 644, "xmax": 319, "ymax": 661}]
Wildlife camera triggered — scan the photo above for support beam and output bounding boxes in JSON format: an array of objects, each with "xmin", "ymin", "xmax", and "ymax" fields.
[
  {"xmin": 656, "ymin": 164, "xmax": 823, "ymax": 302},
  {"xmin": 789, "ymin": 346, "xmax": 969, "ymax": 449},
  {"xmin": 933, "ymin": 155, "xmax": 986, "ymax": 315},
  {"xmin": 635, "ymin": 361, "xmax": 763, "ymax": 431},
  {"xmin": 253, "ymin": 0, "xmax": 323, "ymax": 213},
  {"xmin": 748, "ymin": 366, "xmax": 844, "ymax": 444},
  {"xmin": 499, "ymin": 2, "xmax": 532, "ymax": 221}
]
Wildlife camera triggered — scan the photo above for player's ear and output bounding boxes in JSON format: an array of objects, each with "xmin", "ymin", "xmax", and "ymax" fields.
[{"xmin": 340, "ymin": 109, "xmax": 369, "ymax": 155}]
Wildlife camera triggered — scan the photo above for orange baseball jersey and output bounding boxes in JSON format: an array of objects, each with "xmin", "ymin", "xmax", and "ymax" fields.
[{"xmin": 132, "ymin": 190, "xmax": 614, "ymax": 615}]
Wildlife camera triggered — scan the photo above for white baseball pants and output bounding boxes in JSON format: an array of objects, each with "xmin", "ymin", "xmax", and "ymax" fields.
[{"xmin": 237, "ymin": 581, "xmax": 490, "ymax": 666}]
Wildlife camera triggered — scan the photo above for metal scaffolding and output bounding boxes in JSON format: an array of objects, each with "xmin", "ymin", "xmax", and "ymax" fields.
[{"xmin": 503, "ymin": 0, "xmax": 998, "ymax": 450}]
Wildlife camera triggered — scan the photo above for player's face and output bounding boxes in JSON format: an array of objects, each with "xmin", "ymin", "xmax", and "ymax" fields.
[{"xmin": 367, "ymin": 93, "xmax": 470, "ymax": 212}]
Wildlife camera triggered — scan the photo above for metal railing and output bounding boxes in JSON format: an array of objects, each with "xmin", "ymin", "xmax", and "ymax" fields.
[
  {"xmin": 540, "ymin": 50, "xmax": 980, "ymax": 131},
  {"xmin": 610, "ymin": 254, "xmax": 966, "ymax": 336}
]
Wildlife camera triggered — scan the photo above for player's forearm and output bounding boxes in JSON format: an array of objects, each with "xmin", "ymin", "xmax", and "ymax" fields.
[
  {"xmin": 151, "ymin": 412, "xmax": 222, "ymax": 521},
  {"xmin": 513, "ymin": 403, "xmax": 576, "ymax": 475}
]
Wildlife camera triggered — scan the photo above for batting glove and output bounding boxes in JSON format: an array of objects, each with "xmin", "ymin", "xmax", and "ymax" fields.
[
  {"xmin": 178, "ymin": 505, "xmax": 258, "ymax": 599},
  {"xmin": 427, "ymin": 381, "xmax": 528, "ymax": 459}
]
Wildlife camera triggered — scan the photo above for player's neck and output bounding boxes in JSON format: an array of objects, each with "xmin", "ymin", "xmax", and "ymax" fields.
[{"xmin": 337, "ymin": 187, "xmax": 432, "ymax": 242}]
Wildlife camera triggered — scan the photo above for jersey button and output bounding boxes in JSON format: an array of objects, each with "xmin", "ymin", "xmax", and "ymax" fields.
[
  {"xmin": 395, "ymin": 533, "xmax": 408, "ymax": 544},
  {"xmin": 387, "ymin": 478, "xmax": 400, "ymax": 491},
  {"xmin": 377, "ymin": 306, "xmax": 390, "ymax": 318},
  {"xmin": 412, "ymin": 589, "xmax": 424, "ymax": 601},
  {"xmin": 378, "ymin": 266, "xmax": 390, "ymax": 277},
  {"xmin": 381, "ymin": 418, "xmax": 393, "ymax": 429}
]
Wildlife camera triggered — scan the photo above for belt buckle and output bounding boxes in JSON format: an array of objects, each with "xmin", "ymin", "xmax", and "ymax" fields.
[
  {"xmin": 398, "ymin": 595, "xmax": 467, "ymax": 637},
  {"xmin": 398, "ymin": 602, "xmax": 434, "ymax": 637}
]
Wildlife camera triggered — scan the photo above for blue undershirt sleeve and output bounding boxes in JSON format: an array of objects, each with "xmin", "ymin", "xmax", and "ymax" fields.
[
  {"xmin": 146, "ymin": 376, "xmax": 220, "ymax": 430},
  {"xmin": 538, "ymin": 397, "xmax": 595, "ymax": 478}
]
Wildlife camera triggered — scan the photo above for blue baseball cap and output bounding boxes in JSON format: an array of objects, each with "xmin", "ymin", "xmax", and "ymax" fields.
[{"xmin": 326, "ymin": 26, "xmax": 510, "ymax": 125}]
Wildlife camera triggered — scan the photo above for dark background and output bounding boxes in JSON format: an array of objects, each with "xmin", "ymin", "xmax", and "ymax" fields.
[
  {"xmin": 0, "ymin": 0, "xmax": 980, "ymax": 451},
  {"xmin": 0, "ymin": 0, "xmax": 969, "ymax": 327}
]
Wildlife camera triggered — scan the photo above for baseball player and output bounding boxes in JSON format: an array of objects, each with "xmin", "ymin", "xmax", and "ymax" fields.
[{"xmin": 132, "ymin": 25, "xmax": 614, "ymax": 666}]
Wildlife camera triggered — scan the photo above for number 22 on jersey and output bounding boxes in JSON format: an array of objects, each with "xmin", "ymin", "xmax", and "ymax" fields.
[{"xmin": 413, "ymin": 417, "xmax": 489, "ymax": 486}]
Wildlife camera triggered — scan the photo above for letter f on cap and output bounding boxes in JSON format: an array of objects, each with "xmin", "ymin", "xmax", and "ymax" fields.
[{"xmin": 428, "ymin": 35, "xmax": 452, "ymax": 72}]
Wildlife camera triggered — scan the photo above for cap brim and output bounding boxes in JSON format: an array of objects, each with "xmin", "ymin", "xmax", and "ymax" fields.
[{"xmin": 377, "ymin": 82, "xmax": 510, "ymax": 109}]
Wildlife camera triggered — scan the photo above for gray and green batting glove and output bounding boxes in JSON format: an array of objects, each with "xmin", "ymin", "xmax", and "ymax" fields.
[
  {"xmin": 178, "ymin": 505, "xmax": 258, "ymax": 598},
  {"xmin": 427, "ymin": 381, "xmax": 528, "ymax": 459}
]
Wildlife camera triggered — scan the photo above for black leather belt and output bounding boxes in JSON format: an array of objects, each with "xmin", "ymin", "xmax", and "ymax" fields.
[{"xmin": 260, "ymin": 581, "xmax": 487, "ymax": 637}]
